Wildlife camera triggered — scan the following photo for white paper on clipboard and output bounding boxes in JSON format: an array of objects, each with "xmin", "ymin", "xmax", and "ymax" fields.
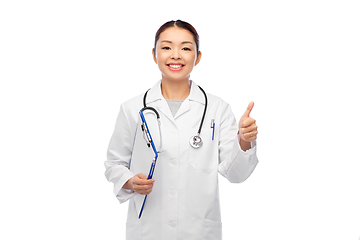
[{"xmin": 130, "ymin": 110, "xmax": 162, "ymax": 217}]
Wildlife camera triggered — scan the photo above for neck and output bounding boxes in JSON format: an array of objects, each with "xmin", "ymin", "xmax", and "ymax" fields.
[{"xmin": 161, "ymin": 79, "xmax": 191, "ymax": 100}]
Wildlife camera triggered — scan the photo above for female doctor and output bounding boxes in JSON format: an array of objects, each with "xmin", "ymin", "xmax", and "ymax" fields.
[{"xmin": 105, "ymin": 20, "xmax": 258, "ymax": 240}]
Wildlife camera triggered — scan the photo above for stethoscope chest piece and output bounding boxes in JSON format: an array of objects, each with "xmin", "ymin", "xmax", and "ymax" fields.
[{"xmin": 190, "ymin": 135, "xmax": 203, "ymax": 149}]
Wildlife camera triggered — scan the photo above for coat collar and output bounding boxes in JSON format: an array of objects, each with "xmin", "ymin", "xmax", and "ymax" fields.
[
  {"xmin": 145, "ymin": 80, "xmax": 205, "ymax": 106},
  {"xmin": 144, "ymin": 80, "xmax": 206, "ymax": 122}
]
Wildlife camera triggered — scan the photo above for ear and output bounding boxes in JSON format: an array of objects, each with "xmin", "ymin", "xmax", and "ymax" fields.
[
  {"xmin": 194, "ymin": 51, "xmax": 202, "ymax": 66},
  {"xmin": 152, "ymin": 48, "xmax": 157, "ymax": 64}
]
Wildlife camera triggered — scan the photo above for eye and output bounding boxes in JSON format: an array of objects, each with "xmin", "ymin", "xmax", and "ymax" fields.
[
  {"xmin": 162, "ymin": 46, "xmax": 171, "ymax": 50},
  {"xmin": 182, "ymin": 47, "xmax": 191, "ymax": 51}
]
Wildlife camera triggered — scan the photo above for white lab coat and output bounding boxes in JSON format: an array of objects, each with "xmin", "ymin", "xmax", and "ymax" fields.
[{"xmin": 105, "ymin": 80, "xmax": 258, "ymax": 240}]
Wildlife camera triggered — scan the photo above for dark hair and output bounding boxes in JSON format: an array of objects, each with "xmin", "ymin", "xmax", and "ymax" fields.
[{"xmin": 154, "ymin": 20, "xmax": 200, "ymax": 56}]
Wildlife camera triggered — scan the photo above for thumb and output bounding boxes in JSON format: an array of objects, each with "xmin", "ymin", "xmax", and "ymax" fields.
[{"xmin": 242, "ymin": 101, "xmax": 254, "ymax": 118}]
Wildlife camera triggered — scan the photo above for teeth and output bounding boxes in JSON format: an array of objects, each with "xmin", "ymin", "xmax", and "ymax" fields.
[{"xmin": 169, "ymin": 64, "xmax": 182, "ymax": 68}]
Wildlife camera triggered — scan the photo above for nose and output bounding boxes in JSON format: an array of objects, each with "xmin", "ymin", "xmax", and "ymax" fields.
[{"xmin": 171, "ymin": 48, "xmax": 181, "ymax": 60}]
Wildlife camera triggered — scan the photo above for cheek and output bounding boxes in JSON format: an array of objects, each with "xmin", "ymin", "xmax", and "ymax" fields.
[
  {"xmin": 187, "ymin": 54, "xmax": 197, "ymax": 64},
  {"xmin": 156, "ymin": 53, "xmax": 168, "ymax": 65}
]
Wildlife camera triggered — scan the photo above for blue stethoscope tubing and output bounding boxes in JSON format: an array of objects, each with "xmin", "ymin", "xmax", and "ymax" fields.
[
  {"xmin": 139, "ymin": 108, "xmax": 159, "ymax": 164},
  {"xmin": 138, "ymin": 85, "xmax": 207, "ymax": 218}
]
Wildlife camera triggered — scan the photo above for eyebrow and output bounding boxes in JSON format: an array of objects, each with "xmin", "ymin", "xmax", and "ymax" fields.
[{"xmin": 161, "ymin": 40, "xmax": 194, "ymax": 45}]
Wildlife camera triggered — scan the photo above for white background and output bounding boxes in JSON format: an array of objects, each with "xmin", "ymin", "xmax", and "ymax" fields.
[{"xmin": 1, "ymin": 0, "xmax": 359, "ymax": 239}]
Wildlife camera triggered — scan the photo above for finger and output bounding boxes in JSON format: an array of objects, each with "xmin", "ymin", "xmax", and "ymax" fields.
[
  {"xmin": 240, "ymin": 117, "xmax": 256, "ymax": 128},
  {"xmin": 243, "ymin": 131, "xmax": 258, "ymax": 142},
  {"xmin": 133, "ymin": 182, "xmax": 154, "ymax": 191},
  {"xmin": 241, "ymin": 124, "xmax": 258, "ymax": 134},
  {"xmin": 244, "ymin": 130, "xmax": 258, "ymax": 138},
  {"xmin": 133, "ymin": 178, "xmax": 155, "ymax": 186},
  {"xmin": 137, "ymin": 188, "xmax": 153, "ymax": 195},
  {"xmin": 246, "ymin": 135, "xmax": 257, "ymax": 142},
  {"xmin": 133, "ymin": 176, "xmax": 155, "ymax": 185},
  {"xmin": 133, "ymin": 183, "xmax": 154, "ymax": 195},
  {"xmin": 134, "ymin": 182, "xmax": 154, "ymax": 191},
  {"xmin": 135, "ymin": 188, "xmax": 152, "ymax": 195},
  {"xmin": 242, "ymin": 102, "xmax": 254, "ymax": 118},
  {"xmin": 139, "ymin": 189, "xmax": 152, "ymax": 195},
  {"xmin": 136, "ymin": 173, "xmax": 155, "ymax": 182}
]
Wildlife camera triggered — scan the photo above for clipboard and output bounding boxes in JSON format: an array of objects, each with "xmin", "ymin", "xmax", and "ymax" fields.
[{"xmin": 129, "ymin": 109, "xmax": 162, "ymax": 218}]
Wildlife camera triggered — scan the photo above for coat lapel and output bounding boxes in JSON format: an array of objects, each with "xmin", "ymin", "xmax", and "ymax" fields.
[
  {"xmin": 144, "ymin": 80, "xmax": 206, "ymax": 123},
  {"xmin": 145, "ymin": 80, "xmax": 175, "ymax": 124}
]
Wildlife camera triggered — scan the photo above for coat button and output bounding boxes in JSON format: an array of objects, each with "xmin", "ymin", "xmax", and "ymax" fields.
[
  {"xmin": 170, "ymin": 190, "xmax": 176, "ymax": 196},
  {"xmin": 169, "ymin": 222, "xmax": 176, "ymax": 228},
  {"xmin": 170, "ymin": 160, "xmax": 177, "ymax": 166}
]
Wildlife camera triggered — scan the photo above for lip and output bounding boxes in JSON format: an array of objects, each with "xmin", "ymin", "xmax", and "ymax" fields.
[{"xmin": 166, "ymin": 62, "xmax": 185, "ymax": 71}]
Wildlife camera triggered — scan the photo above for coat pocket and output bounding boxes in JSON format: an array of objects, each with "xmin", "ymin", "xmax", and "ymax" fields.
[
  {"xmin": 189, "ymin": 140, "xmax": 218, "ymax": 172},
  {"xmin": 203, "ymin": 219, "xmax": 222, "ymax": 240}
]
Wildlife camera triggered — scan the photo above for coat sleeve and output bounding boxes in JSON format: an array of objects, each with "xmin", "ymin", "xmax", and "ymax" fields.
[
  {"xmin": 104, "ymin": 103, "xmax": 136, "ymax": 203},
  {"xmin": 218, "ymin": 103, "xmax": 258, "ymax": 183}
]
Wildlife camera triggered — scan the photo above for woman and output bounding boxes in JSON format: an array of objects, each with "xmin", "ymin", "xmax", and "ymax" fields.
[{"xmin": 105, "ymin": 20, "xmax": 258, "ymax": 240}]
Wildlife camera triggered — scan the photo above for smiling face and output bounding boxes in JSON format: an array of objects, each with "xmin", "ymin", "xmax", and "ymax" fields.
[{"xmin": 153, "ymin": 27, "xmax": 201, "ymax": 83}]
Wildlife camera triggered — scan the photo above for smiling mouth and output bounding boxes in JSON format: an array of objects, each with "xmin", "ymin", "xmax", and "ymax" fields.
[
  {"xmin": 166, "ymin": 64, "xmax": 185, "ymax": 71},
  {"xmin": 167, "ymin": 64, "xmax": 184, "ymax": 68}
]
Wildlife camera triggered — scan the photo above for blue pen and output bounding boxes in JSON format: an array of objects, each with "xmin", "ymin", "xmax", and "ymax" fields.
[{"xmin": 211, "ymin": 119, "xmax": 215, "ymax": 140}]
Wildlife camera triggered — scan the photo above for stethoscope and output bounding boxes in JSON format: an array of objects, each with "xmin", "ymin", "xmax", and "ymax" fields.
[
  {"xmin": 141, "ymin": 85, "xmax": 207, "ymax": 149},
  {"xmin": 137, "ymin": 85, "xmax": 207, "ymax": 218}
]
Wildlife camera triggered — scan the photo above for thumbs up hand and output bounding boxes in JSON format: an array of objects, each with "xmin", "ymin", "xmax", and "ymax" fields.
[{"xmin": 238, "ymin": 102, "xmax": 258, "ymax": 144}]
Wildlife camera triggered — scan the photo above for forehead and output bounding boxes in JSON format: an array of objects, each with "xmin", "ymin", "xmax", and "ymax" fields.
[{"xmin": 158, "ymin": 27, "xmax": 195, "ymax": 44}]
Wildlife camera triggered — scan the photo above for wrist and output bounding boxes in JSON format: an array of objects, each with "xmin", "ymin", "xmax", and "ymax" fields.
[
  {"xmin": 123, "ymin": 177, "xmax": 134, "ymax": 191},
  {"xmin": 239, "ymin": 136, "xmax": 251, "ymax": 151}
]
